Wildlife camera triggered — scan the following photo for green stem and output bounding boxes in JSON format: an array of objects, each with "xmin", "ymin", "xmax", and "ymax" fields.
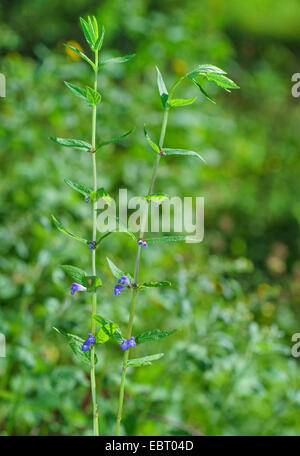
[
  {"xmin": 115, "ymin": 107, "xmax": 170, "ymax": 436},
  {"xmin": 90, "ymin": 50, "xmax": 99, "ymax": 437}
]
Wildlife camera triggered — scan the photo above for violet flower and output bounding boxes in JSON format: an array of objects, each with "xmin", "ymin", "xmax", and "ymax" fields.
[
  {"xmin": 85, "ymin": 196, "xmax": 90, "ymax": 204},
  {"xmin": 114, "ymin": 276, "xmax": 131, "ymax": 296},
  {"xmin": 81, "ymin": 333, "xmax": 96, "ymax": 352},
  {"xmin": 88, "ymin": 241, "xmax": 96, "ymax": 250},
  {"xmin": 70, "ymin": 282, "xmax": 87, "ymax": 295},
  {"xmin": 120, "ymin": 336, "xmax": 136, "ymax": 351}
]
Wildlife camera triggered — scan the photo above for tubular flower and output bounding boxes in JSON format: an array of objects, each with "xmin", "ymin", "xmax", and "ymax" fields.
[
  {"xmin": 138, "ymin": 239, "xmax": 148, "ymax": 247},
  {"xmin": 81, "ymin": 333, "xmax": 96, "ymax": 352},
  {"xmin": 70, "ymin": 282, "xmax": 87, "ymax": 295},
  {"xmin": 88, "ymin": 241, "xmax": 96, "ymax": 250},
  {"xmin": 120, "ymin": 336, "xmax": 136, "ymax": 351},
  {"xmin": 114, "ymin": 276, "xmax": 131, "ymax": 296}
]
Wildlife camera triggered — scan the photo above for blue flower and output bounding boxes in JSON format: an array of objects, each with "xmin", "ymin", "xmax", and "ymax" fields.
[
  {"xmin": 120, "ymin": 336, "xmax": 136, "ymax": 351},
  {"xmin": 81, "ymin": 333, "xmax": 96, "ymax": 352},
  {"xmin": 70, "ymin": 282, "xmax": 87, "ymax": 295},
  {"xmin": 138, "ymin": 239, "xmax": 148, "ymax": 247},
  {"xmin": 85, "ymin": 196, "xmax": 90, "ymax": 204},
  {"xmin": 88, "ymin": 241, "xmax": 96, "ymax": 250},
  {"xmin": 114, "ymin": 276, "xmax": 131, "ymax": 295}
]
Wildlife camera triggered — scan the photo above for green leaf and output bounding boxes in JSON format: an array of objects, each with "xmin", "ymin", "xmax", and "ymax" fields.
[
  {"xmin": 64, "ymin": 179, "xmax": 92, "ymax": 197},
  {"xmin": 188, "ymin": 64, "xmax": 226, "ymax": 77},
  {"xmin": 94, "ymin": 26, "xmax": 105, "ymax": 51},
  {"xmin": 96, "ymin": 128, "xmax": 134, "ymax": 149},
  {"xmin": 64, "ymin": 81, "xmax": 88, "ymax": 102},
  {"xmin": 192, "ymin": 79, "xmax": 216, "ymax": 104},
  {"xmin": 89, "ymin": 187, "xmax": 111, "ymax": 203},
  {"xmin": 96, "ymin": 217, "xmax": 137, "ymax": 243},
  {"xmin": 93, "ymin": 315, "xmax": 120, "ymax": 344},
  {"xmin": 163, "ymin": 148, "xmax": 206, "ymax": 164},
  {"xmin": 64, "ymin": 44, "xmax": 95, "ymax": 69},
  {"xmin": 144, "ymin": 193, "xmax": 169, "ymax": 204},
  {"xmin": 106, "ymin": 257, "xmax": 134, "ymax": 283},
  {"xmin": 80, "ymin": 17, "xmax": 94, "ymax": 49},
  {"xmin": 85, "ymin": 86, "xmax": 101, "ymax": 106},
  {"xmin": 167, "ymin": 97, "xmax": 197, "ymax": 107},
  {"xmin": 50, "ymin": 137, "xmax": 92, "ymax": 151},
  {"xmin": 156, "ymin": 66, "xmax": 168, "ymax": 107},
  {"xmin": 53, "ymin": 327, "xmax": 97, "ymax": 366},
  {"xmin": 204, "ymin": 73, "xmax": 239, "ymax": 90},
  {"xmin": 145, "ymin": 235, "xmax": 189, "ymax": 244},
  {"xmin": 60, "ymin": 265, "xmax": 87, "ymax": 285},
  {"xmin": 99, "ymin": 54, "xmax": 136, "ymax": 67},
  {"xmin": 144, "ymin": 124, "xmax": 160, "ymax": 154},
  {"xmin": 138, "ymin": 281, "xmax": 171, "ymax": 289},
  {"xmin": 136, "ymin": 329, "xmax": 177, "ymax": 345},
  {"xmin": 51, "ymin": 215, "xmax": 88, "ymax": 245},
  {"xmin": 126, "ymin": 353, "xmax": 164, "ymax": 367}
]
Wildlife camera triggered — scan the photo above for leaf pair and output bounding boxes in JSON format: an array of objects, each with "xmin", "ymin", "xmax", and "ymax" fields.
[
  {"xmin": 80, "ymin": 16, "xmax": 105, "ymax": 52},
  {"xmin": 65, "ymin": 81, "xmax": 101, "ymax": 106},
  {"xmin": 50, "ymin": 128, "xmax": 134, "ymax": 153},
  {"xmin": 144, "ymin": 125, "xmax": 206, "ymax": 163},
  {"xmin": 93, "ymin": 315, "xmax": 123, "ymax": 344}
]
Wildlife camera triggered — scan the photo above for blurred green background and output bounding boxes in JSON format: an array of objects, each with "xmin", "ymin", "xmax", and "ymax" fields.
[{"xmin": 1, "ymin": 0, "xmax": 300, "ymax": 436}]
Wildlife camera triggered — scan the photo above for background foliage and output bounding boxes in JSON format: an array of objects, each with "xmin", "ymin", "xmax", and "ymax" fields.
[{"xmin": 1, "ymin": 0, "xmax": 300, "ymax": 436}]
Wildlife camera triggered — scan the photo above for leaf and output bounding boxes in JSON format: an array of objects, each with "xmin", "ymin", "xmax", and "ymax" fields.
[
  {"xmin": 80, "ymin": 17, "xmax": 94, "ymax": 50},
  {"xmin": 89, "ymin": 187, "xmax": 111, "ymax": 203},
  {"xmin": 163, "ymin": 148, "xmax": 206, "ymax": 164},
  {"xmin": 50, "ymin": 137, "xmax": 92, "ymax": 151},
  {"xmin": 51, "ymin": 215, "xmax": 88, "ymax": 245},
  {"xmin": 144, "ymin": 193, "xmax": 169, "ymax": 204},
  {"xmin": 138, "ymin": 281, "xmax": 171, "ymax": 289},
  {"xmin": 126, "ymin": 353, "xmax": 164, "ymax": 367},
  {"xmin": 85, "ymin": 87, "xmax": 101, "ymax": 106},
  {"xmin": 61, "ymin": 265, "xmax": 87, "ymax": 285},
  {"xmin": 189, "ymin": 64, "xmax": 227, "ymax": 77},
  {"xmin": 204, "ymin": 73, "xmax": 239, "ymax": 90},
  {"xmin": 94, "ymin": 26, "xmax": 105, "ymax": 51},
  {"xmin": 99, "ymin": 54, "xmax": 136, "ymax": 67},
  {"xmin": 106, "ymin": 257, "xmax": 134, "ymax": 283},
  {"xmin": 156, "ymin": 66, "xmax": 168, "ymax": 107},
  {"xmin": 96, "ymin": 128, "xmax": 134, "ymax": 149},
  {"xmin": 145, "ymin": 235, "xmax": 189, "ymax": 244},
  {"xmin": 64, "ymin": 81, "xmax": 88, "ymax": 102},
  {"xmin": 192, "ymin": 79, "xmax": 216, "ymax": 104},
  {"xmin": 167, "ymin": 97, "xmax": 197, "ymax": 107},
  {"xmin": 64, "ymin": 179, "xmax": 92, "ymax": 197},
  {"xmin": 93, "ymin": 315, "xmax": 120, "ymax": 344},
  {"xmin": 53, "ymin": 327, "xmax": 97, "ymax": 366},
  {"xmin": 64, "ymin": 44, "xmax": 95, "ymax": 69},
  {"xmin": 136, "ymin": 329, "xmax": 177, "ymax": 345},
  {"xmin": 144, "ymin": 124, "xmax": 160, "ymax": 154},
  {"xmin": 96, "ymin": 217, "xmax": 137, "ymax": 243}
]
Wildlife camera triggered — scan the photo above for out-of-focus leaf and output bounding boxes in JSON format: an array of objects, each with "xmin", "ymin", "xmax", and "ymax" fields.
[
  {"xmin": 64, "ymin": 179, "xmax": 92, "ymax": 197},
  {"xmin": 126, "ymin": 353, "xmax": 164, "ymax": 367},
  {"xmin": 137, "ymin": 281, "xmax": 171, "ymax": 289},
  {"xmin": 89, "ymin": 187, "xmax": 111, "ymax": 203},
  {"xmin": 156, "ymin": 66, "xmax": 169, "ymax": 107},
  {"xmin": 99, "ymin": 54, "xmax": 135, "ymax": 67},
  {"xmin": 51, "ymin": 215, "xmax": 88, "ymax": 244},
  {"xmin": 163, "ymin": 148, "xmax": 206, "ymax": 163},
  {"xmin": 60, "ymin": 265, "xmax": 87, "ymax": 285},
  {"xmin": 136, "ymin": 329, "xmax": 177, "ymax": 345},
  {"xmin": 145, "ymin": 235, "xmax": 189, "ymax": 244},
  {"xmin": 50, "ymin": 137, "xmax": 92, "ymax": 151},
  {"xmin": 168, "ymin": 97, "xmax": 197, "ymax": 107},
  {"xmin": 144, "ymin": 124, "xmax": 160, "ymax": 154}
]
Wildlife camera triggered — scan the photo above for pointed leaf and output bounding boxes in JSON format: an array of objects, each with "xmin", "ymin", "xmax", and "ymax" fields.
[
  {"xmin": 126, "ymin": 353, "xmax": 164, "ymax": 367},
  {"xmin": 204, "ymin": 73, "xmax": 239, "ymax": 90},
  {"xmin": 51, "ymin": 215, "xmax": 88, "ymax": 245},
  {"xmin": 80, "ymin": 17, "xmax": 94, "ymax": 49},
  {"xmin": 50, "ymin": 137, "xmax": 92, "ymax": 151},
  {"xmin": 192, "ymin": 79, "xmax": 216, "ymax": 104},
  {"xmin": 188, "ymin": 64, "xmax": 227, "ymax": 78},
  {"xmin": 94, "ymin": 26, "xmax": 105, "ymax": 51},
  {"xmin": 136, "ymin": 329, "xmax": 177, "ymax": 345},
  {"xmin": 163, "ymin": 148, "xmax": 206, "ymax": 163},
  {"xmin": 168, "ymin": 97, "xmax": 197, "ymax": 107},
  {"xmin": 53, "ymin": 327, "xmax": 97, "ymax": 365},
  {"xmin": 64, "ymin": 81, "xmax": 88, "ymax": 102},
  {"xmin": 61, "ymin": 265, "xmax": 87, "ymax": 285},
  {"xmin": 96, "ymin": 128, "xmax": 134, "ymax": 149},
  {"xmin": 89, "ymin": 187, "xmax": 111, "ymax": 203},
  {"xmin": 145, "ymin": 235, "xmax": 189, "ymax": 244},
  {"xmin": 93, "ymin": 315, "xmax": 120, "ymax": 344},
  {"xmin": 99, "ymin": 54, "xmax": 136, "ymax": 67},
  {"xmin": 85, "ymin": 87, "xmax": 101, "ymax": 106},
  {"xmin": 106, "ymin": 257, "xmax": 130, "ymax": 281},
  {"xmin": 156, "ymin": 66, "xmax": 168, "ymax": 107},
  {"xmin": 64, "ymin": 44, "xmax": 95, "ymax": 69},
  {"xmin": 144, "ymin": 124, "xmax": 160, "ymax": 154},
  {"xmin": 64, "ymin": 179, "xmax": 92, "ymax": 197}
]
